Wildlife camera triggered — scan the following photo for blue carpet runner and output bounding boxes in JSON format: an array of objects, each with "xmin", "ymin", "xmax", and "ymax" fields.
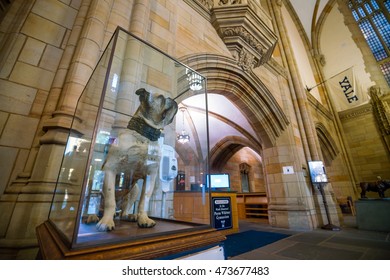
[{"xmin": 223, "ymin": 230, "xmax": 290, "ymax": 258}]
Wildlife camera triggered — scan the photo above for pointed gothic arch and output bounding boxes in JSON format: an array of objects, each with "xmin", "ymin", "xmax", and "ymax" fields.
[
  {"xmin": 179, "ymin": 53, "xmax": 289, "ymax": 148},
  {"xmin": 315, "ymin": 122, "xmax": 340, "ymax": 166},
  {"xmin": 209, "ymin": 136, "xmax": 261, "ymax": 171}
]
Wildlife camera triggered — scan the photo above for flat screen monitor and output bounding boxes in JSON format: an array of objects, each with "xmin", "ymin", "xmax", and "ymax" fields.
[
  {"xmin": 207, "ymin": 173, "xmax": 230, "ymax": 191},
  {"xmin": 308, "ymin": 161, "xmax": 328, "ymax": 183}
]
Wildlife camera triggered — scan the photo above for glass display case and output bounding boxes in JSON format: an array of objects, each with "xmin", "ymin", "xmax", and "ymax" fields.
[{"xmin": 46, "ymin": 27, "xmax": 214, "ymax": 251}]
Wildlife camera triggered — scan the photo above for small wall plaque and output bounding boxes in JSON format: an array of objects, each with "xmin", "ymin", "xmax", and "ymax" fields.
[{"xmin": 283, "ymin": 166, "xmax": 294, "ymax": 174}]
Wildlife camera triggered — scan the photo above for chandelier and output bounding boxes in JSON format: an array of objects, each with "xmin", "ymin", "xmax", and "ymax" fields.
[
  {"xmin": 186, "ymin": 68, "xmax": 202, "ymax": 91},
  {"xmin": 177, "ymin": 107, "xmax": 190, "ymax": 144}
]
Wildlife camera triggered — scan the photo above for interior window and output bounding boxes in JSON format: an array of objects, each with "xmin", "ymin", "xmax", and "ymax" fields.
[{"xmin": 349, "ymin": 0, "xmax": 390, "ymax": 85}]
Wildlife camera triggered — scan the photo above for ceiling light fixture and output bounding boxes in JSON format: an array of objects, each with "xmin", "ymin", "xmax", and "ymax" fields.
[
  {"xmin": 186, "ymin": 68, "xmax": 202, "ymax": 91},
  {"xmin": 177, "ymin": 107, "xmax": 190, "ymax": 144}
]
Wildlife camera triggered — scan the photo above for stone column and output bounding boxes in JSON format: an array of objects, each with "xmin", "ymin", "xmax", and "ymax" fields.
[
  {"xmin": 270, "ymin": 1, "xmax": 321, "ymax": 161},
  {"xmin": 30, "ymin": 0, "xmax": 114, "ymax": 185},
  {"xmin": 262, "ymin": 132, "xmax": 318, "ymax": 230},
  {"xmin": 129, "ymin": 0, "xmax": 151, "ymax": 38},
  {"xmin": 268, "ymin": 0, "xmax": 340, "ymax": 228},
  {"xmin": 0, "ymin": 0, "xmax": 114, "ymax": 250}
]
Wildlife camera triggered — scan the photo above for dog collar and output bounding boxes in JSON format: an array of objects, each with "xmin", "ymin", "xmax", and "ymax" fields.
[{"xmin": 127, "ymin": 116, "xmax": 161, "ymax": 141}]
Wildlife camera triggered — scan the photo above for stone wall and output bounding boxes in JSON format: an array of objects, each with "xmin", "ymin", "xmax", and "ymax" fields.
[
  {"xmin": 0, "ymin": 0, "xmax": 80, "ymax": 195},
  {"xmin": 339, "ymin": 104, "xmax": 390, "ymax": 185},
  {"xmin": 0, "ymin": 0, "xmax": 355, "ymax": 257},
  {"xmin": 218, "ymin": 147, "xmax": 265, "ymax": 193}
]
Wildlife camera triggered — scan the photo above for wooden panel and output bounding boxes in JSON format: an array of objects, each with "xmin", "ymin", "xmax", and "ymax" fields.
[
  {"xmin": 237, "ymin": 203, "xmax": 246, "ymax": 219},
  {"xmin": 173, "ymin": 191, "xmax": 239, "ymax": 234},
  {"xmin": 236, "ymin": 192, "xmax": 269, "ymax": 220},
  {"xmin": 36, "ymin": 220, "xmax": 225, "ymax": 260}
]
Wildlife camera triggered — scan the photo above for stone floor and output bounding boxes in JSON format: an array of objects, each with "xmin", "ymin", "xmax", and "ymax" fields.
[
  {"xmin": 2, "ymin": 215, "xmax": 390, "ymax": 260},
  {"xmin": 230, "ymin": 216, "xmax": 390, "ymax": 260}
]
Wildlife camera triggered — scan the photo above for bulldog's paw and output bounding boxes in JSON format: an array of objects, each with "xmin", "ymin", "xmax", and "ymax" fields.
[
  {"xmin": 86, "ymin": 214, "xmax": 99, "ymax": 224},
  {"xmin": 96, "ymin": 216, "xmax": 115, "ymax": 231},
  {"xmin": 137, "ymin": 214, "xmax": 156, "ymax": 228},
  {"xmin": 121, "ymin": 213, "xmax": 138, "ymax": 222}
]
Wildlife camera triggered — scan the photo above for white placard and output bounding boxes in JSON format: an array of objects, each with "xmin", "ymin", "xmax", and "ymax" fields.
[{"xmin": 283, "ymin": 166, "xmax": 294, "ymax": 174}]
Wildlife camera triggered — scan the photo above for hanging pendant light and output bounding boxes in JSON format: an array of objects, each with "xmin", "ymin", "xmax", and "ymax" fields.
[{"xmin": 177, "ymin": 107, "xmax": 190, "ymax": 144}]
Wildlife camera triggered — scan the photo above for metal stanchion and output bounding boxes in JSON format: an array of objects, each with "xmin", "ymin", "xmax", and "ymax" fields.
[{"xmin": 316, "ymin": 182, "xmax": 341, "ymax": 231}]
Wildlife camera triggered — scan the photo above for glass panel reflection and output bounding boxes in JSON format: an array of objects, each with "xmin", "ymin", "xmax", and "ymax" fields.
[{"xmin": 48, "ymin": 28, "xmax": 210, "ymax": 248}]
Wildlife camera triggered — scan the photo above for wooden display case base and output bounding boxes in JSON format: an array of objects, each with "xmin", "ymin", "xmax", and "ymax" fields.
[{"xmin": 36, "ymin": 221, "xmax": 226, "ymax": 260}]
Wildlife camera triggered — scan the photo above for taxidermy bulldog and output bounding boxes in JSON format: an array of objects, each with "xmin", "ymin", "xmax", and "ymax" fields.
[{"xmin": 96, "ymin": 88, "xmax": 178, "ymax": 231}]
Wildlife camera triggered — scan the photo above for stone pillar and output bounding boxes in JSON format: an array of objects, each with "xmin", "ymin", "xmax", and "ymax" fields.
[
  {"xmin": 129, "ymin": 0, "xmax": 151, "ymax": 38},
  {"xmin": 0, "ymin": 0, "xmax": 114, "ymax": 252},
  {"xmin": 101, "ymin": 0, "xmax": 152, "ymax": 132},
  {"xmin": 267, "ymin": 0, "xmax": 340, "ymax": 229},
  {"xmin": 262, "ymin": 126, "xmax": 319, "ymax": 230},
  {"xmin": 270, "ymin": 1, "xmax": 321, "ymax": 161},
  {"xmin": 31, "ymin": 0, "xmax": 114, "ymax": 185}
]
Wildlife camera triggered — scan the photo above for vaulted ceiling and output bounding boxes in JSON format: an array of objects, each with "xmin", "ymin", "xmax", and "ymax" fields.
[
  {"xmin": 182, "ymin": 1, "xmax": 339, "ymax": 168},
  {"xmin": 289, "ymin": 0, "xmax": 331, "ymax": 43}
]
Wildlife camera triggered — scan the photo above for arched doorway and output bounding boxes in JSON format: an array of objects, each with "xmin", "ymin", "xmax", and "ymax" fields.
[{"xmin": 178, "ymin": 53, "xmax": 291, "ymax": 226}]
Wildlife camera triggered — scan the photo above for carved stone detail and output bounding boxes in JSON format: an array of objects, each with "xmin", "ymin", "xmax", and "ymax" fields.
[
  {"xmin": 200, "ymin": 0, "xmax": 214, "ymax": 9},
  {"xmin": 218, "ymin": 0, "xmax": 242, "ymax": 5},
  {"xmin": 370, "ymin": 86, "xmax": 390, "ymax": 135},
  {"xmin": 237, "ymin": 48, "xmax": 257, "ymax": 71},
  {"xmin": 370, "ymin": 85, "xmax": 390, "ymax": 153},
  {"xmin": 239, "ymin": 162, "xmax": 251, "ymax": 173},
  {"xmin": 315, "ymin": 53, "xmax": 326, "ymax": 66},
  {"xmin": 222, "ymin": 26, "xmax": 265, "ymax": 55},
  {"xmin": 211, "ymin": 2, "xmax": 278, "ymax": 71},
  {"xmin": 338, "ymin": 103, "xmax": 372, "ymax": 120}
]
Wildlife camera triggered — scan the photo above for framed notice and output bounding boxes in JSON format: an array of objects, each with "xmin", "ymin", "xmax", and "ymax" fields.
[
  {"xmin": 308, "ymin": 161, "xmax": 328, "ymax": 183},
  {"xmin": 212, "ymin": 197, "xmax": 232, "ymax": 230}
]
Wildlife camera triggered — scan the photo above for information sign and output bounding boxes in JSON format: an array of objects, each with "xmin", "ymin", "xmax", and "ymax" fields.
[{"xmin": 212, "ymin": 197, "xmax": 232, "ymax": 230}]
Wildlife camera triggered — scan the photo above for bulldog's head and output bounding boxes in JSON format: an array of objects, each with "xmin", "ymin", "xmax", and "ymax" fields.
[
  {"xmin": 135, "ymin": 88, "xmax": 178, "ymax": 129},
  {"xmin": 128, "ymin": 88, "xmax": 178, "ymax": 141}
]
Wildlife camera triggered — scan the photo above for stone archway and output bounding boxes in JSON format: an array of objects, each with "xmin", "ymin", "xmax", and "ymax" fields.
[
  {"xmin": 315, "ymin": 122, "xmax": 340, "ymax": 166},
  {"xmin": 210, "ymin": 136, "xmax": 265, "ymax": 194},
  {"xmin": 179, "ymin": 53, "xmax": 289, "ymax": 149},
  {"xmin": 210, "ymin": 136, "xmax": 261, "ymax": 171},
  {"xmin": 178, "ymin": 53, "xmax": 334, "ymax": 230}
]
